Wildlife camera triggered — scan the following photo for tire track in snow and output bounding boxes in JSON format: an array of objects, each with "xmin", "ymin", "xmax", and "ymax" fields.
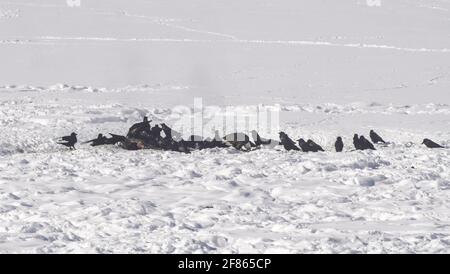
[
  {"xmin": 0, "ymin": 39, "xmax": 55, "ymax": 45},
  {"xmin": 7, "ymin": 36, "xmax": 450, "ymax": 54},
  {"xmin": 118, "ymin": 11, "xmax": 238, "ymax": 41},
  {"xmin": 158, "ymin": 22, "xmax": 238, "ymax": 41},
  {"xmin": 238, "ymin": 39, "xmax": 450, "ymax": 53}
]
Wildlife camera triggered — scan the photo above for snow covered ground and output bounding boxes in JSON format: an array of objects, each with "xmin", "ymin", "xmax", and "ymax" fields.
[{"xmin": 1, "ymin": 0, "xmax": 450, "ymax": 253}]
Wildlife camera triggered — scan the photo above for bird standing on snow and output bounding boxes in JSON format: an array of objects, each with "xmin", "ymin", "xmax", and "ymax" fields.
[
  {"xmin": 422, "ymin": 138, "xmax": 444, "ymax": 148},
  {"xmin": 307, "ymin": 139, "xmax": 324, "ymax": 152},
  {"xmin": 57, "ymin": 132, "xmax": 77, "ymax": 150},
  {"xmin": 353, "ymin": 134, "xmax": 362, "ymax": 150},
  {"xmin": 279, "ymin": 132, "xmax": 300, "ymax": 151},
  {"xmin": 370, "ymin": 130, "xmax": 386, "ymax": 144},
  {"xmin": 359, "ymin": 135, "xmax": 376, "ymax": 150},
  {"xmin": 335, "ymin": 137, "xmax": 344, "ymax": 152}
]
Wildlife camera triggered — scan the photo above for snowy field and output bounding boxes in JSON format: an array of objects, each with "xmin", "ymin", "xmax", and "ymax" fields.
[{"xmin": 1, "ymin": 0, "xmax": 450, "ymax": 253}]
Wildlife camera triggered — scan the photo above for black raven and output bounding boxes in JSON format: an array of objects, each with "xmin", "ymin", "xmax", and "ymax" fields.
[
  {"xmin": 57, "ymin": 132, "xmax": 77, "ymax": 150},
  {"xmin": 422, "ymin": 138, "xmax": 444, "ymax": 148},
  {"xmin": 279, "ymin": 132, "xmax": 300, "ymax": 151},
  {"xmin": 353, "ymin": 134, "xmax": 362, "ymax": 150},
  {"xmin": 307, "ymin": 139, "xmax": 325, "ymax": 152},
  {"xmin": 360, "ymin": 135, "xmax": 376, "ymax": 150},
  {"xmin": 335, "ymin": 137, "xmax": 344, "ymax": 152},
  {"xmin": 370, "ymin": 130, "xmax": 386, "ymax": 144}
]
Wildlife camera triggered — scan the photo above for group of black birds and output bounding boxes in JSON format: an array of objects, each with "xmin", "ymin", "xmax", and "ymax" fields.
[{"xmin": 56, "ymin": 116, "xmax": 446, "ymax": 153}]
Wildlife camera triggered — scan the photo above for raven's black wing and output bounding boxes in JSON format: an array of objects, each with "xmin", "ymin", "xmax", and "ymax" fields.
[{"xmin": 109, "ymin": 133, "xmax": 127, "ymax": 143}]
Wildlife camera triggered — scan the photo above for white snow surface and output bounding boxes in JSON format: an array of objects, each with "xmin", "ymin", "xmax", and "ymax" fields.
[{"xmin": 1, "ymin": 0, "xmax": 450, "ymax": 253}]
